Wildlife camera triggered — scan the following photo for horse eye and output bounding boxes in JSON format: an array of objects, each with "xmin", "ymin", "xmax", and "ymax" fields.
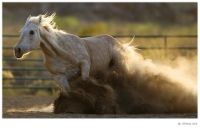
[{"xmin": 30, "ymin": 30, "xmax": 34, "ymax": 35}]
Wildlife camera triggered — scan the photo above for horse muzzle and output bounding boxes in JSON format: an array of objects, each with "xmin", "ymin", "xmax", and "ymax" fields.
[{"xmin": 14, "ymin": 46, "xmax": 23, "ymax": 58}]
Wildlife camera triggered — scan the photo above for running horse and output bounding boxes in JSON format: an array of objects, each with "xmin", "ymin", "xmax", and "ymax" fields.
[{"xmin": 14, "ymin": 13, "xmax": 133, "ymax": 96}]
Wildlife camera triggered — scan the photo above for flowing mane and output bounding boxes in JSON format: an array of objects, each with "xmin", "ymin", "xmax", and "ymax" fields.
[{"xmin": 27, "ymin": 13, "xmax": 66, "ymax": 37}]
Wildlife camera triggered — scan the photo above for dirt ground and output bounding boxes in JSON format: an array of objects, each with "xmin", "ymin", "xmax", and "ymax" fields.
[{"xmin": 2, "ymin": 95, "xmax": 197, "ymax": 118}]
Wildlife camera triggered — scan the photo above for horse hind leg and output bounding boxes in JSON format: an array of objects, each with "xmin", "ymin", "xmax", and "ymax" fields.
[{"xmin": 110, "ymin": 52, "xmax": 128, "ymax": 74}]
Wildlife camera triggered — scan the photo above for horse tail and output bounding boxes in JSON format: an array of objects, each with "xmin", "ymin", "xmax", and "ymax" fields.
[{"xmin": 111, "ymin": 37, "xmax": 143, "ymax": 74}]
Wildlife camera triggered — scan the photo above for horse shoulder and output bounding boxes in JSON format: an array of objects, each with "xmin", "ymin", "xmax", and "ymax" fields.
[{"xmin": 58, "ymin": 34, "xmax": 91, "ymax": 64}]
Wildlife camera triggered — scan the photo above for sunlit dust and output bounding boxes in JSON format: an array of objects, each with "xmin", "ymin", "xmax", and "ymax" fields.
[{"xmin": 7, "ymin": 104, "xmax": 53, "ymax": 113}]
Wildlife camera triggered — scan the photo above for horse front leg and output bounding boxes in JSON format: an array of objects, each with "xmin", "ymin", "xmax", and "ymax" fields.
[
  {"xmin": 80, "ymin": 60, "xmax": 90, "ymax": 80},
  {"xmin": 53, "ymin": 74, "xmax": 71, "ymax": 96},
  {"xmin": 65, "ymin": 67, "xmax": 81, "ymax": 80},
  {"xmin": 53, "ymin": 68, "xmax": 80, "ymax": 96}
]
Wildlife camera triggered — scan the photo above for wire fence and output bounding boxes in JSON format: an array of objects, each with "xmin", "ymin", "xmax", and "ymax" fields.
[{"xmin": 2, "ymin": 34, "xmax": 198, "ymax": 92}]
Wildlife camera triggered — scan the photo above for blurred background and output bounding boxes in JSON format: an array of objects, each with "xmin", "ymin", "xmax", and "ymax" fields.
[{"xmin": 2, "ymin": 3, "xmax": 197, "ymax": 96}]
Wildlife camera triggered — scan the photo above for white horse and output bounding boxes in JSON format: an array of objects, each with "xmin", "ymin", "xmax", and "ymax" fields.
[{"xmin": 14, "ymin": 13, "xmax": 133, "ymax": 96}]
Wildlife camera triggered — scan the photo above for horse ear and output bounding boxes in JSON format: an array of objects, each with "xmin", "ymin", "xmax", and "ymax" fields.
[
  {"xmin": 25, "ymin": 15, "xmax": 31, "ymax": 25},
  {"xmin": 27, "ymin": 15, "xmax": 31, "ymax": 21}
]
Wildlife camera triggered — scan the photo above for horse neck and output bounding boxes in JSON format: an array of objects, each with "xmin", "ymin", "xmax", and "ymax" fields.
[
  {"xmin": 39, "ymin": 29, "xmax": 76, "ymax": 63},
  {"xmin": 39, "ymin": 32, "xmax": 58, "ymax": 58}
]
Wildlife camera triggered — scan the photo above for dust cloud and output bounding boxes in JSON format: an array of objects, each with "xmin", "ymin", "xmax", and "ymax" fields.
[
  {"xmin": 54, "ymin": 44, "xmax": 197, "ymax": 114},
  {"xmin": 117, "ymin": 45, "xmax": 197, "ymax": 113}
]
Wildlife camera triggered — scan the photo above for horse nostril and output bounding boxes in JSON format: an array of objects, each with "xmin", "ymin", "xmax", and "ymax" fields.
[
  {"xmin": 18, "ymin": 48, "xmax": 21, "ymax": 53},
  {"xmin": 15, "ymin": 47, "xmax": 21, "ymax": 53}
]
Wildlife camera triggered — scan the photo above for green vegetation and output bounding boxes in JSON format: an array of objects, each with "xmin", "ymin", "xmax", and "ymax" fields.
[{"xmin": 54, "ymin": 16, "xmax": 197, "ymax": 36}]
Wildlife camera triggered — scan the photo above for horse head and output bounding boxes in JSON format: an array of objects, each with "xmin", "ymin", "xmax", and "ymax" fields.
[{"xmin": 14, "ymin": 15, "xmax": 41, "ymax": 59}]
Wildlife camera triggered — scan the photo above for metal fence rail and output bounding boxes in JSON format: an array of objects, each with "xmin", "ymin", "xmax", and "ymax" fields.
[
  {"xmin": 3, "ymin": 86, "xmax": 58, "ymax": 89},
  {"xmin": 3, "ymin": 34, "xmax": 197, "ymax": 50},
  {"xmin": 2, "ymin": 34, "xmax": 198, "ymax": 37},
  {"xmin": 3, "ymin": 34, "xmax": 197, "ymax": 91}
]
